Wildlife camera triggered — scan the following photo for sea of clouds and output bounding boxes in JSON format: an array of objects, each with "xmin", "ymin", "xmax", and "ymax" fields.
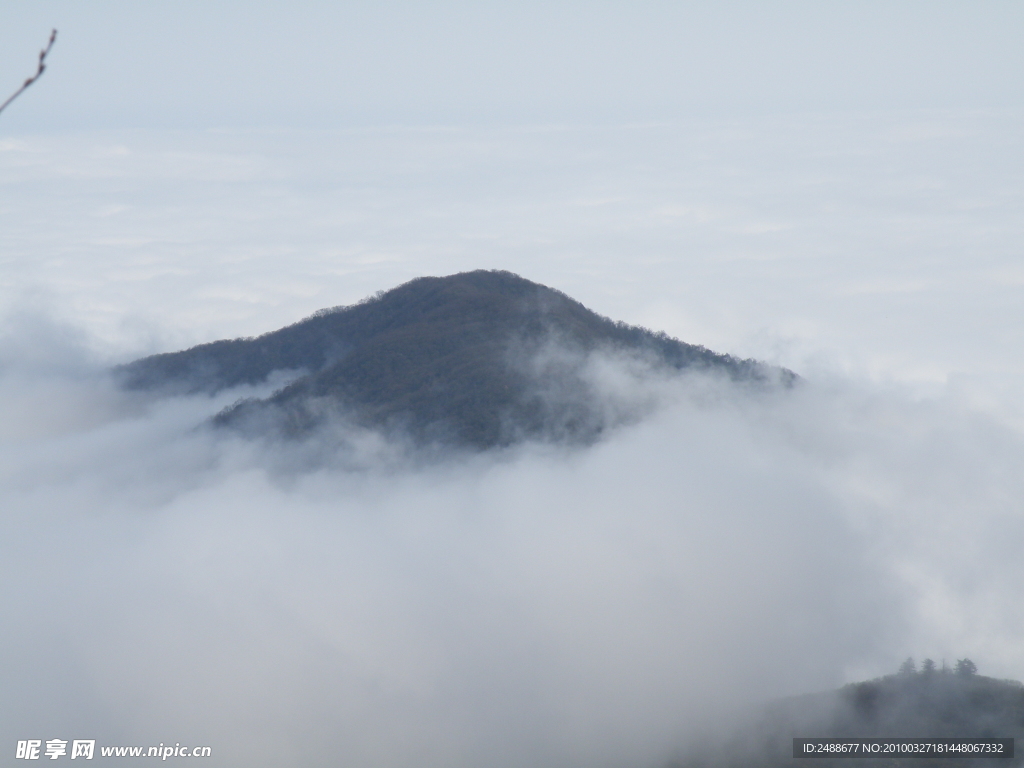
[
  {"xmin": 2, "ymin": 326, "xmax": 1024, "ymax": 767},
  {"xmin": 2, "ymin": 112, "xmax": 1024, "ymax": 767}
]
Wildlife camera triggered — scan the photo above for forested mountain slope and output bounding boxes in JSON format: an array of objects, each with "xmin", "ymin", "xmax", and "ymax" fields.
[
  {"xmin": 118, "ymin": 270, "xmax": 793, "ymax": 448},
  {"xmin": 680, "ymin": 665, "xmax": 1024, "ymax": 768}
]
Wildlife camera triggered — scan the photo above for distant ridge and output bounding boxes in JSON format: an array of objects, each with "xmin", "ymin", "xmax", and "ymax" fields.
[
  {"xmin": 680, "ymin": 666, "xmax": 1024, "ymax": 768},
  {"xmin": 117, "ymin": 270, "xmax": 794, "ymax": 448}
]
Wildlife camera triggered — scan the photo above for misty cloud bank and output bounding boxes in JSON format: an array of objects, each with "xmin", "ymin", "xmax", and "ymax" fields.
[{"xmin": 3, "ymin": 327, "xmax": 1024, "ymax": 768}]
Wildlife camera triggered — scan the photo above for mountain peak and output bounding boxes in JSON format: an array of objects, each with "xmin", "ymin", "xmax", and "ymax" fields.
[{"xmin": 118, "ymin": 270, "xmax": 793, "ymax": 448}]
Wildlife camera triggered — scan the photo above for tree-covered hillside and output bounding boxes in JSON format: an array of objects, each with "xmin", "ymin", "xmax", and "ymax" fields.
[
  {"xmin": 679, "ymin": 661, "xmax": 1024, "ymax": 768},
  {"xmin": 117, "ymin": 270, "xmax": 793, "ymax": 448}
]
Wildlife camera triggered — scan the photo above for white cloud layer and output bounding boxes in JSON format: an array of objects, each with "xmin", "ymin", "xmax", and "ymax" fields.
[
  {"xmin": 2, "ymin": 333, "xmax": 1023, "ymax": 767},
  {"xmin": 2, "ymin": 112, "xmax": 1022, "ymax": 411}
]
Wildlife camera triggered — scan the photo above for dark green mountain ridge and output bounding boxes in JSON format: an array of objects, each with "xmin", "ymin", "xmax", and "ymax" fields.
[
  {"xmin": 117, "ymin": 270, "xmax": 794, "ymax": 448},
  {"xmin": 680, "ymin": 668, "xmax": 1024, "ymax": 768}
]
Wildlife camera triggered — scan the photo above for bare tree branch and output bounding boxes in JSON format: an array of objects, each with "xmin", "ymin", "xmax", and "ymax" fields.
[{"xmin": 0, "ymin": 29, "xmax": 58, "ymax": 118}]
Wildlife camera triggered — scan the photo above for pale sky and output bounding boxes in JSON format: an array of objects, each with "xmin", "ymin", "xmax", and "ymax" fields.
[
  {"xmin": 3, "ymin": 2, "xmax": 1024, "ymax": 130},
  {"xmin": 2, "ymin": 3, "xmax": 1022, "ymax": 399}
]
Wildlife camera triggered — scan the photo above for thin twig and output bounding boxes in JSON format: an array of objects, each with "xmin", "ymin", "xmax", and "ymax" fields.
[{"xmin": 0, "ymin": 29, "xmax": 58, "ymax": 117}]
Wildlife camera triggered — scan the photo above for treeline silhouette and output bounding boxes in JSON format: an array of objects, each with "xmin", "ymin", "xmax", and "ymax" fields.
[{"xmin": 899, "ymin": 657, "xmax": 979, "ymax": 677}]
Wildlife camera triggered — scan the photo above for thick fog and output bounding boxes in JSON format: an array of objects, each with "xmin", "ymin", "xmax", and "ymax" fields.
[
  {"xmin": 3, "ymin": 5, "xmax": 1024, "ymax": 765},
  {"xmin": 3, "ymin": 317, "xmax": 1024, "ymax": 766}
]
